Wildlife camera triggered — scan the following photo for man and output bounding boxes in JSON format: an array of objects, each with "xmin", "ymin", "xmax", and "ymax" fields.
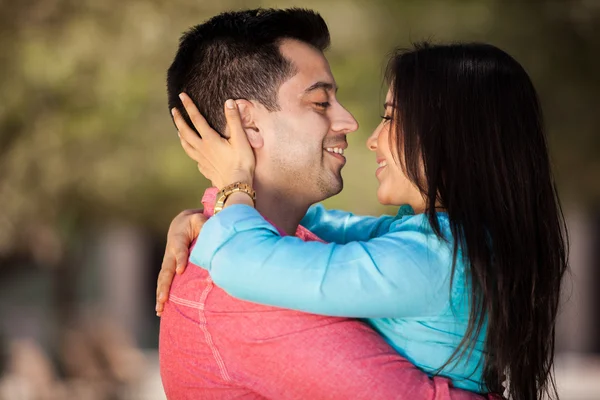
[{"xmin": 158, "ymin": 8, "xmax": 484, "ymax": 399}]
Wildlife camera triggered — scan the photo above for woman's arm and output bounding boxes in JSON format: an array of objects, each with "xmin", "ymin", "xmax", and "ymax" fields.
[
  {"xmin": 301, "ymin": 204, "xmax": 414, "ymax": 243},
  {"xmin": 191, "ymin": 205, "xmax": 451, "ymax": 319}
]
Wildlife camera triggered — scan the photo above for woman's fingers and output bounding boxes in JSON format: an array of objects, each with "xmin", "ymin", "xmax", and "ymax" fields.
[
  {"xmin": 179, "ymin": 134, "xmax": 219, "ymax": 186},
  {"xmin": 172, "ymin": 107, "xmax": 204, "ymax": 152},
  {"xmin": 222, "ymin": 99, "xmax": 255, "ymax": 181},
  {"xmin": 178, "ymin": 132, "xmax": 201, "ymax": 162},
  {"xmin": 170, "ymin": 233, "xmax": 192, "ymax": 275},
  {"xmin": 156, "ymin": 208, "xmax": 204, "ymax": 316},
  {"xmin": 173, "ymin": 95, "xmax": 256, "ymax": 188},
  {"xmin": 224, "ymin": 100, "xmax": 247, "ymax": 144},
  {"xmin": 178, "ymin": 93, "xmax": 220, "ymax": 141},
  {"xmin": 156, "ymin": 252, "xmax": 177, "ymax": 316}
]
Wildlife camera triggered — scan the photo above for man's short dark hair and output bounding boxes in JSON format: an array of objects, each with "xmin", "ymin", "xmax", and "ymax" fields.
[{"xmin": 167, "ymin": 8, "xmax": 330, "ymax": 134}]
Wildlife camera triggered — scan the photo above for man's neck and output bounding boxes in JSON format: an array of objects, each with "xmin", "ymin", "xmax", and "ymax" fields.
[{"xmin": 253, "ymin": 181, "xmax": 310, "ymax": 236}]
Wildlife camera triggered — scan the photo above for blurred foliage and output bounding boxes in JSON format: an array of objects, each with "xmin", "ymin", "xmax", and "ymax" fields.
[{"xmin": 0, "ymin": 0, "xmax": 599, "ymax": 262}]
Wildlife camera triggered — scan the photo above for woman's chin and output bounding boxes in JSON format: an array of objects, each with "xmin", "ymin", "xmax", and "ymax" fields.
[{"xmin": 376, "ymin": 190, "xmax": 393, "ymax": 206}]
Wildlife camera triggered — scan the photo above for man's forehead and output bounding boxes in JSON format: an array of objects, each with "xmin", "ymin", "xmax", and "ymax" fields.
[{"xmin": 278, "ymin": 39, "xmax": 336, "ymax": 92}]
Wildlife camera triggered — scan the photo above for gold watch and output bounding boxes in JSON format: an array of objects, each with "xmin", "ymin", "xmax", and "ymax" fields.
[{"xmin": 214, "ymin": 182, "xmax": 256, "ymax": 214}]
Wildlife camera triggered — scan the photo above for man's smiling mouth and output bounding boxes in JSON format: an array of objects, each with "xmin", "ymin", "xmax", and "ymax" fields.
[{"xmin": 324, "ymin": 147, "xmax": 345, "ymax": 155}]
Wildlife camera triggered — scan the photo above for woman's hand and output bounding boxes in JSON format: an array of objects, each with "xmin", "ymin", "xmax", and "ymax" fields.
[
  {"xmin": 172, "ymin": 93, "xmax": 255, "ymax": 189},
  {"xmin": 155, "ymin": 208, "xmax": 208, "ymax": 316}
]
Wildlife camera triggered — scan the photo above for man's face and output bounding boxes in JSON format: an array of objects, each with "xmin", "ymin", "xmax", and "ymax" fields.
[{"xmin": 253, "ymin": 39, "xmax": 358, "ymax": 205}]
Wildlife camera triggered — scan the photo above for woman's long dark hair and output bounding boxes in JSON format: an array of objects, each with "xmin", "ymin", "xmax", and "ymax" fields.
[{"xmin": 386, "ymin": 42, "xmax": 568, "ymax": 399}]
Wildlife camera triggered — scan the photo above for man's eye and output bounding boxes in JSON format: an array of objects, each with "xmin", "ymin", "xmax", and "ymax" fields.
[{"xmin": 314, "ymin": 102, "xmax": 330, "ymax": 109}]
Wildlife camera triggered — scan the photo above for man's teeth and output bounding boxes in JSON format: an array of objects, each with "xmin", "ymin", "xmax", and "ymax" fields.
[
  {"xmin": 325, "ymin": 147, "xmax": 344, "ymax": 155},
  {"xmin": 378, "ymin": 160, "xmax": 388, "ymax": 168}
]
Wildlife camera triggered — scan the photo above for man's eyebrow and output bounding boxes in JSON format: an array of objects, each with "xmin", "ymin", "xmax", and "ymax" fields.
[{"xmin": 304, "ymin": 81, "xmax": 338, "ymax": 94}]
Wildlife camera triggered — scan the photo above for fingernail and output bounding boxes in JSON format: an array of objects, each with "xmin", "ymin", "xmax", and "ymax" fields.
[
  {"xmin": 226, "ymin": 99, "xmax": 235, "ymax": 109},
  {"xmin": 155, "ymin": 302, "xmax": 159, "ymax": 311},
  {"xmin": 171, "ymin": 108, "xmax": 176, "ymax": 116},
  {"xmin": 179, "ymin": 93, "xmax": 185, "ymax": 101}
]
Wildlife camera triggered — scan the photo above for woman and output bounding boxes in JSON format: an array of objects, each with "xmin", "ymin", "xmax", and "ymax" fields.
[{"xmin": 158, "ymin": 42, "xmax": 567, "ymax": 399}]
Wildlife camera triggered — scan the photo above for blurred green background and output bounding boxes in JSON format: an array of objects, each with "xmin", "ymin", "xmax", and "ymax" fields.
[{"xmin": 0, "ymin": 0, "xmax": 599, "ymax": 398}]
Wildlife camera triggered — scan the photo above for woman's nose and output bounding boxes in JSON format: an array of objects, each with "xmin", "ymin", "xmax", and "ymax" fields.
[{"xmin": 366, "ymin": 126, "xmax": 380, "ymax": 151}]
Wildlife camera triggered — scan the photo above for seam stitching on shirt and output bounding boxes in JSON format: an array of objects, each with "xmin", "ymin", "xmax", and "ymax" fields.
[
  {"xmin": 169, "ymin": 294, "xmax": 204, "ymax": 309},
  {"xmin": 197, "ymin": 276, "xmax": 232, "ymax": 382}
]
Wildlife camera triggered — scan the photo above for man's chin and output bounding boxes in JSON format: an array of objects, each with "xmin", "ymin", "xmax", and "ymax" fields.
[
  {"xmin": 310, "ymin": 170, "xmax": 343, "ymax": 202},
  {"xmin": 322, "ymin": 176, "xmax": 343, "ymax": 199}
]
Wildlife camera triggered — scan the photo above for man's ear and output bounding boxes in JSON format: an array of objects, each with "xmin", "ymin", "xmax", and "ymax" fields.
[{"xmin": 234, "ymin": 99, "xmax": 264, "ymax": 149}]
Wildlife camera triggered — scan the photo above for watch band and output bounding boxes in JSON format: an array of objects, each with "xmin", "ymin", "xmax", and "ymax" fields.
[{"xmin": 214, "ymin": 182, "xmax": 256, "ymax": 214}]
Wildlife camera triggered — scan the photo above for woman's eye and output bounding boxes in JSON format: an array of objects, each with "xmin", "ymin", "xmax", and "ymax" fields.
[
  {"xmin": 314, "ymin": 102, "xmax": 331, "ymax": 109},
  {"xmin": 380, "ymin": 115, "xmax": 392, "ymax": 122}
]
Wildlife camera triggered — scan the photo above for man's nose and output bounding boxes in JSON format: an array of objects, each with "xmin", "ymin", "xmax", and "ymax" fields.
[{"xmin": 331, "ymin": 104, "xmax": 359, "ymax": 135}]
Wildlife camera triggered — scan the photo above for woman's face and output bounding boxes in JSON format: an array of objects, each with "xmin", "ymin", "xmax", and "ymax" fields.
[{"xmin": 366, "ymin": 89, "xmax": 426, "ymax": 212}]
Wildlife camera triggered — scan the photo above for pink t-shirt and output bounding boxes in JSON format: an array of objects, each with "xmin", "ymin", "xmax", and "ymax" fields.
[{"xmin": 159, "ymin": 189, "xmax": 490, "ymax": 399}]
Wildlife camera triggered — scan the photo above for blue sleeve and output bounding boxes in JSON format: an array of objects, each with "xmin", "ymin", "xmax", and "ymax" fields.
[
  {"xmin": 299, "ymin": 204, "xmax": 398, "ymax": 243},
  {"xmin": 190, "ymin": 205, "xmax": 451, "ymax": 318}
]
